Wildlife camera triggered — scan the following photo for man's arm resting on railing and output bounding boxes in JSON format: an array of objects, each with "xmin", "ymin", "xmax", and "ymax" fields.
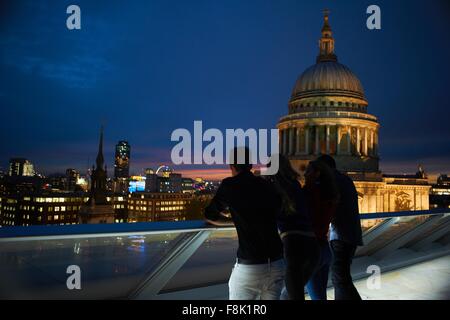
[
  {"xmin": 203, "ymin": 179, "xmax": 234, "ymax": 227},
  {"xmin": 205, "ymin": 217, "xmax": 234, "ymax": 227},
  {"xmin": 204, "ymin": 202, "xmax": 234, "ymax": 226}
]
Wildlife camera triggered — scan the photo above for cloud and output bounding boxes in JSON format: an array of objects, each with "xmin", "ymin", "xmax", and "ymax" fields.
[
  {"xmin": 176, "ymin": 168, "xmax": 230, "ymax": 180},
  {"xmin": 3, "ymin": 41, "xmax": 113, "ymax": 89},
  {"xmin": 0, "ymin": 2, "xmax": 116, "ymax": 89}
]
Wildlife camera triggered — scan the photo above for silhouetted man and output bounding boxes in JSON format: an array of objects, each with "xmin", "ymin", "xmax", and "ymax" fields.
[
  {"xmin": 204, "ymin": 147, "xmax": 285, "ymax": 300},
  {"xmin": 317, "ymin": 155, "xmax": 363, "ymax": 300}
]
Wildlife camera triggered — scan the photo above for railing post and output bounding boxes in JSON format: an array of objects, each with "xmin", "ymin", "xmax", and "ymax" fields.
[{"xmin": 130, "ymin": 230, "xmax": 211, "ymax": 300}]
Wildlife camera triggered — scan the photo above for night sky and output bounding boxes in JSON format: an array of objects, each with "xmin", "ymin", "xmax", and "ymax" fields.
[{"xmin": 1, "ymin": 0, "xmax": 449, "ymax": 179}]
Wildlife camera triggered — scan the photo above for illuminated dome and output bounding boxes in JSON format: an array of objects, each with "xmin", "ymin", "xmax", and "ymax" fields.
[
  {"xmin": 277, "ymin": 10, "xmax": 380, "ymax": 174},
  {"xmin": 291, "ymin": 61, "xmax": 365, "ymax": 100}
]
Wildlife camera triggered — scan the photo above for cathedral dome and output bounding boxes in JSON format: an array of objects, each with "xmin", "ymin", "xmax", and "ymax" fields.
[
  {"xmin": 291, "ymin": 61, "xmax": 365, "ymax": 100},
  {"xmin": 290, "ymin": 9, "xmax": 365, "ymax": 102},
  {"xmin": 278, "ymin": 10, "xmax": 380, "ymax": 176}
]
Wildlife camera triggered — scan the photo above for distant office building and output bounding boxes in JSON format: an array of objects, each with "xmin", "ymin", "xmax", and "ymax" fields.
[
  {"xmin": 127, "ymin": 192, "xmax": 194, "ymax": 222},
  {"xmin": 114, "ymin": 141, "xmax": 130, "ymax": 179},
  {"xmin": 113, "ymin": 177, "xmax": 128, "ymax": 194},
  {"xmin": 2, "ymin": 176, "xmax": 43, "ymax": 193},
  {"xmin": 45, "ymin": 173, "xmax": 67, "ymax": 190},
  {"xmin": 66, "ymin": 168, "xmax": 80, "ymax": 191},
  {"xmin": 0, "ymin": 192, "xmax": 88, "ymax": 227},
  {"xmin": 167, "ymin": 173, "xmax": 182, "ymax": 193},
  {"xmin": 430, "ymin": 174, "xmax": 450, "ymax": 209},
  {"xmin": 189, "ymin": 178, "xmax": 220, "ymax": 194},
  {"xmin": 204, "ymin": 180, "xmax": 220, "ymax": 194},
  {"xmin": 128, "ymin": 175, "xmax": 146, "ymax": 193},
  {"xmin": 145, "ymin": 168, "xmax": 182, "ymax": 193},
  {"xmin": 9, "ymin": 158, "xmax": 35, "ymax": 177},
  {"xmin": 0, "ymin": 192, "xmax": 127, "ymax": 227},
  {"xmin": 113, "ymin": 141, "xmax": 130, "ymax": 194},
  {"xmin": 182, "ymin": 178, "xmax": 195, "ymax": 194},
  {"xmin": 437, "ymin": 174, "xmax": 450, "ymax": 186},
  {"xmin": 145, "ymin": 169, "xmax": 158, "ymax": 192}
]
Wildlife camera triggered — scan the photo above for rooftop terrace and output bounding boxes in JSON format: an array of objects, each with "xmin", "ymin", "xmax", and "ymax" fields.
[{"xmin": 0, "ymin": 209, "xmax": 449, "ymax": 300}]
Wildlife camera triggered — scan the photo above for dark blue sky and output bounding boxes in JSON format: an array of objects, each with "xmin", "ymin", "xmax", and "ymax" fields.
[{"xmin": 1, "ymin": 0, "xmax": 449, "ymax": 178}]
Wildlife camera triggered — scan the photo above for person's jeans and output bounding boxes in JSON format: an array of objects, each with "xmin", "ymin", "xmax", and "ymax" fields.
[
  {"xmin": 330, "ymin": 240, "xmax": 361, "ymax": 300},
  {"xmin": 306, "ymin": 241, "xmax": 332, "ymax": 300},
  {"xmin": 228, "ymin": 259, "xmax": 285, "ymax": 300},
  {"xmin": 281, "ymin": 234, "xmax": 320, "ymax": 300}
]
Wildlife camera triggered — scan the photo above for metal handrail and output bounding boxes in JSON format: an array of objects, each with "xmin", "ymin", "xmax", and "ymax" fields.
[
  {"xmin": 0, "ymin": 221, "xmax": 231, "ymax": 242},
  {"xmin": 0, "ymin": 208, "xmax": 448, "ymax": 242},
  {"xmin": 359, "ymin": 208, "xmax": 448, "ymax": 219}
]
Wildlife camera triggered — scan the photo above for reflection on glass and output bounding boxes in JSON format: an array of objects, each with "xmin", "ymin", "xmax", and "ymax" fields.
[{"xmin": 0, "ymin": 232, "xmax": 194, "ymax": 299}]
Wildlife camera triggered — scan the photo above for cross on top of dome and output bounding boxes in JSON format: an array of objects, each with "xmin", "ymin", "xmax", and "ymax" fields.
[
  {"xmin": 317, "ymin": 9, "xmax": 337, "ymax": 63},
  {"xmin": 322, "ymin": 8, "xmax": 331, "ymax": 30}
]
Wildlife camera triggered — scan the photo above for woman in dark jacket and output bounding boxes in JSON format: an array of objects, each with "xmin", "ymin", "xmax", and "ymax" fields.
[
  {"xmin": 304, "ymin": 160, "xmax": 340, "ymax": 300},
  {"xmin": 268, "ymin": 155, "xmax": 320, "ymax": 300}
]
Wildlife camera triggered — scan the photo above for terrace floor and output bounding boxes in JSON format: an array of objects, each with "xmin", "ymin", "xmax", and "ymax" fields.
[{"xmin": 324, "ymin": 255, "xmax": 450, "ymax": 300}]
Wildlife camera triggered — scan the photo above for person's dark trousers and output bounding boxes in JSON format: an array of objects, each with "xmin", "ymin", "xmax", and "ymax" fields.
[
  {"xmin": 306, "ymin": 241, "xmax": 332, "ymax": 300},
  {"xmin": 283, "ymin": 234, "xmax": 320, "ymax": 300},
  {"xmin": 330, "ymin": 240, "xmax": 361, "ymax": 300}
]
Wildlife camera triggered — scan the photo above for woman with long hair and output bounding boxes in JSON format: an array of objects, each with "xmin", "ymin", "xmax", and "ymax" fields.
[
  {"xmin": 304, "ymin": 160, "xmax": 340, "ymax": 300},
  {"xmin": 267, "ymin": 154, "xmax": 320, "ymax": 300}
]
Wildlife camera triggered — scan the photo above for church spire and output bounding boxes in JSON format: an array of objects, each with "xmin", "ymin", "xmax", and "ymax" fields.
[
  {"xmin": 317, "ymin": 9, "xmax": 337, "ymax": 63},
  {"xmin": 90, "ymin": 125, "xmax": 108, "ymax": 205},
  {"xmin": 96, "ymin": 126, "xmax": 104, "ymax": 170}
]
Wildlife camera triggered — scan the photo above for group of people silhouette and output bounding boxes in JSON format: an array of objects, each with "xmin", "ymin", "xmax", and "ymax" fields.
[{"xmin": 205, "ymin": 147, "xmax": 362, "ymax": 300}]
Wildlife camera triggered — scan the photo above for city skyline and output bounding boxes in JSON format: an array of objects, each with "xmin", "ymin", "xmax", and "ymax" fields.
[
  {"xmin": 1, "ymin": 0, "xmax": 450, "ymax": 180},
  {"xmin": 0, "ymin": 2, "xmax": 449, "ymax": 302}
]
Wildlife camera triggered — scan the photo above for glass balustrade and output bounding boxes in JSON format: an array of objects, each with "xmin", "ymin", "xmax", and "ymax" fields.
[{"xmin": 0, "ymin": 209, "xmax": 448, "ymax": 299}]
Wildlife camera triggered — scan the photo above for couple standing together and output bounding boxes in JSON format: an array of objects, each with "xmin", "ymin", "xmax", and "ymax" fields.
[{"xmin": 204, "ymin": 147, "xmax": 362, "ymax": 300}]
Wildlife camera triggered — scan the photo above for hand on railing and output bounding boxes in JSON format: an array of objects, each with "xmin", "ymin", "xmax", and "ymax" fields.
[
  {"xmin": 220, "ymin": 211, "xmax": 232, "ymax": 219},
  {"xmin": 205, "ymin": 210, "xmax": 234, "ymax": 227}
]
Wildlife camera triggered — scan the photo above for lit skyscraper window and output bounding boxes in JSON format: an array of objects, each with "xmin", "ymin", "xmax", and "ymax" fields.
[{"xmin": 114, "ymin": 141, "xmax": 130, "ymax": 179}]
